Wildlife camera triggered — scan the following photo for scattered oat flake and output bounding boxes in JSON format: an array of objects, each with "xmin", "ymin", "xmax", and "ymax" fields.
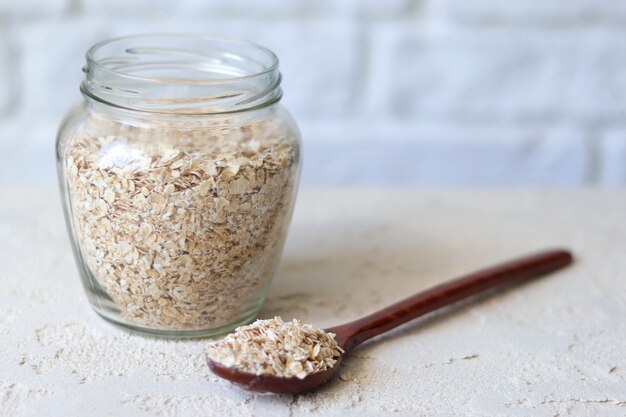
[
  {"xmin": 338, "ymin": 372, "xmax": 354, "ymax": 382},
  {"xmin": 462, "ymin": 354, "xmax": 479, "ymax": 360}
]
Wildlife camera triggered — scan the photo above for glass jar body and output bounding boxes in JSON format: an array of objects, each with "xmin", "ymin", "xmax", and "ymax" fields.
[{"xmin": 56, "ymin": 100, "xmax": 301, "ymax": 337}]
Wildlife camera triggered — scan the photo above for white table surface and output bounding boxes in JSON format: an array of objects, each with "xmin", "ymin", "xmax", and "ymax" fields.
[{"xmin": 1, "ymin": 188, "xmax": 625, "ymax": 417}]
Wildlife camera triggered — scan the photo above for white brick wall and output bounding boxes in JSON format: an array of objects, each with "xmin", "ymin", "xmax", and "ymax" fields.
[
  {"xmin": 433, "ymin": 0, "xmax": 626, "ymax": 24},
  {"xmin": 0, "ymin": 27, "xmax": 16, "ymax": 117},
  {"xmin": 0, "ymin": 0, "xmax": 69, "ymax": 18},
  {"xmin": 368, "ymin": 26, "xmax": 626, "ymax": 123},
  {"xmin": 303, "ymin": 123, "xmax": 592, "ymax": 185},
  {"xmin": 600, "ymin": 130, "xmax": 626, "ymax": 186},
  {"xmin": 0, "ymin": 0, "xmax": 624, "ymax": 186}
]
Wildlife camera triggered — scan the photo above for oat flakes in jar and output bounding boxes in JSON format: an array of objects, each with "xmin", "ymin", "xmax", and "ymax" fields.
[{"xmin": 56, "ymin": 35, "xmax": 301, "ymax": 337}]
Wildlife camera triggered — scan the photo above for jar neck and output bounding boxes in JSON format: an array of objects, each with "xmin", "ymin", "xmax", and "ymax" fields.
[{"xmin": 81, "ymin": 34, "xmax": 282, "ymax": 116}]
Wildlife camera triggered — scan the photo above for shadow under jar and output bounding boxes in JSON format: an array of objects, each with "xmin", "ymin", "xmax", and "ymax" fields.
[{"xmin": 56, "ymin": 34, "xmax": 301, "ymax": 338}]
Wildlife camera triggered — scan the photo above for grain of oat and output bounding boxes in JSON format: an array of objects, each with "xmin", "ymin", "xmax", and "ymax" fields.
[
  {"xmin": 63, "ymin": 114, "xmax": 298, "ymax": 330},
  {"xmin": 206, "ymin": 317, "xmax": 343, "ymax": 379}
]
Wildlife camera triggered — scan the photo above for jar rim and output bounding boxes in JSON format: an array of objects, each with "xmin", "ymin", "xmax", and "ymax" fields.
[
  {"xmin": 85, "ymin": 33, "xmax": 280, "ymax": 85},
  {"xmin": 82, "ymin": 33, "xmax": 283, "ymax": 116}
]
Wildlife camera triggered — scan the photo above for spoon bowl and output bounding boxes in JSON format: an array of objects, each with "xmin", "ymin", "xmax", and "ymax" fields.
[
  {"xmin": 206, "ymin": 356, "xmax": 344, "ymax": 394},
  {"xmin": 207, "ymin": 249, "xmax": 573, "ymax": 394}
]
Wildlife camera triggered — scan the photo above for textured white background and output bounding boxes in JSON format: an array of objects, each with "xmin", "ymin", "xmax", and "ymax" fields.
[
  {"xmin": 2, "ymin": 189, "xmax": 626, "ymax": 416},
  {"xmin": 1, "ymin": 0, "xmax": 626, "ymax": 186}
]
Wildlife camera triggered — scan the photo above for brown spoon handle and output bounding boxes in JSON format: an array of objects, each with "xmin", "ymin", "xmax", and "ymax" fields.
[{"xmin": 327, "ymin": 248, "xmax": 573, "ymax": 351}]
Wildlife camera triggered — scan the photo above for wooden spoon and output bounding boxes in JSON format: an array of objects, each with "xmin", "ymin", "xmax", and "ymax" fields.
[{"xmin": 207, "ymin": 248, "xmax": 573, "ymax": 394}]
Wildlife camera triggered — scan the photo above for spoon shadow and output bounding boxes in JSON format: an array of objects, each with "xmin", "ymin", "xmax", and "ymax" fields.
[{"xmin": 260, "ymin": 240, "xmax": 464, "ymax": 322}]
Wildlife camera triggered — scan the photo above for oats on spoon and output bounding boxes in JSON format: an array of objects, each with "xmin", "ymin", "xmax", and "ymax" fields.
[{"xmin": 206, "ymin": 317, "xmax": 344, "ymax": 379}]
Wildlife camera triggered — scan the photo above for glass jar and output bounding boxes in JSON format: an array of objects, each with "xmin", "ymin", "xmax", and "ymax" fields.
[{"xmin": 56, "ymin": 35, "xmax": 301, "ymax": 338}]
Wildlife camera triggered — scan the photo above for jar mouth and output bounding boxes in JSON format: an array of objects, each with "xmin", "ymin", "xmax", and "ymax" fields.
[{"xmin": 82, "ymin": 34, "xmax": 282, "ymax": 116}]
